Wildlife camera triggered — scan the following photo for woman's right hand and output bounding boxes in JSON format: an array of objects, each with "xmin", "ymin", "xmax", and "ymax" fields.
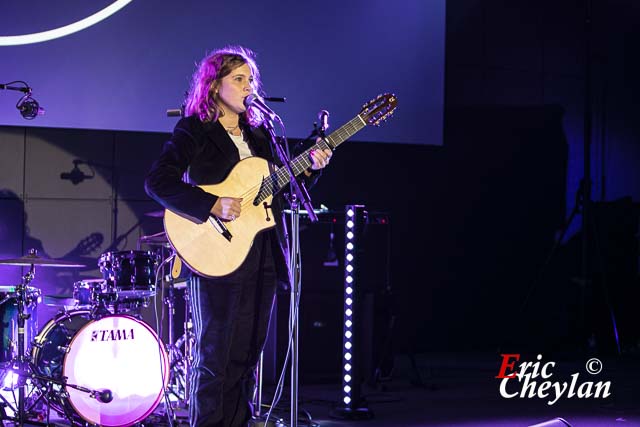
[{"xmin": 211, "ymin": 197, "xmax": 243, "ymax": 221}]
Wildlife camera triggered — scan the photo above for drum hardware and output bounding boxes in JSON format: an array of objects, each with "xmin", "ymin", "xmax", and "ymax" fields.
[
  {"xmin": 151, "ymin": 252, "xmax": 191, "ymax": 410},
  {"xmin": 163, "ymin": 276, "xmax": 195, "ymax": 409},
  {"xmin": 99, "ymin": 250, "xmax": 158, "ymax": 299},
  {"xmin": 0, "ymin": 248, "xmax": 84, "ymax": 427},
  {"xmin": 40, "ymin": 294, "xmax": 76, "ymax": 308},
  {"xmin": 1, "ymin": 249, "xmax": 171, "ymax": 426},
  {"xmin": 136, "ymin": 232, "xmax": 196, "ymax": 416},
  {"xmin": 19, "ymin": 370, "xmax": 114, "ymax": 416},
  {"xmin": 0, "ymin": 286, "xmax": 40, "ymax": 368},
  {"xmin": 137, "ymin": 231, "xmax": 193, "ymax": 412}
]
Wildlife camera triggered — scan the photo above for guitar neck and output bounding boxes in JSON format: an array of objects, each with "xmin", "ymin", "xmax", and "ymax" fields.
[{"xmin": 254, "ymin": 113, "xmax": 367, "ymax": 205}]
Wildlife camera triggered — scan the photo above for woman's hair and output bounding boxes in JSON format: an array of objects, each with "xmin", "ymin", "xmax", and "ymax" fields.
[{"xmin": 184, "ymin": 45, "xmax": 263, "ymax": 126}]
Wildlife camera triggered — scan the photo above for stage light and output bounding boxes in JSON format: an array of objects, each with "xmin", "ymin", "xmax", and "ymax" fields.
[
  {"xmin": 1, "ymin": 369, "xmax": 19, "ymax": 390},
  {"xmin": 338, "ymin": 204, "xmax": 373, "ymax": 416},
  {"xmin": 0, "ymin": 1, "xmax": 133, "ymax": 46}
]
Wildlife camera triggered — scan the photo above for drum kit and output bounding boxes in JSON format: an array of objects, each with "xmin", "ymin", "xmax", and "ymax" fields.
[{"xmin": 0, "ymin": 233, "xmax": 193, "ymax": 427}]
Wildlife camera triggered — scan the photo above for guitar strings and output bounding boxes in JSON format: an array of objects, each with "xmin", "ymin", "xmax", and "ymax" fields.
[
  {"xmin": 225, "ymin": 117, "xmax": 363, "ymax": 211},
  {"xmin": 208, "ymin": 100, "xmax": 392, "ymax": 217}
]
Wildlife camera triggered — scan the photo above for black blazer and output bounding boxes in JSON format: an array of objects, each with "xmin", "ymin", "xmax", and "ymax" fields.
[{"xmin": 144, "ymin": 115, "xmax": 320, "ymax": 286}]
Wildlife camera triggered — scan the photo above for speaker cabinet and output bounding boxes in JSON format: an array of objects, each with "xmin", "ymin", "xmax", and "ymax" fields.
[{"xmin": 263, "ymin": 211, "xmax": 392, "ymax": 384}]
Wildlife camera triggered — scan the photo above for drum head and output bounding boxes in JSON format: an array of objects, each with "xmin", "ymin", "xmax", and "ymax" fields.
[{"xmin": 62, "ymin": 315, "xmax": 168, "ymax": 426}]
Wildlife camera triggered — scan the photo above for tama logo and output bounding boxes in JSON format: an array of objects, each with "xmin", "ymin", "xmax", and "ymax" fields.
[{"xmin": 91, "ymin": 329, "xmax": 135, "ymax": 342}]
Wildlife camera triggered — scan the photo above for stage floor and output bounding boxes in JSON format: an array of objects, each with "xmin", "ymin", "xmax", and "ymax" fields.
[{"xmin": 2, "ymin": 351, "xmax": 639, "ymax": 426}]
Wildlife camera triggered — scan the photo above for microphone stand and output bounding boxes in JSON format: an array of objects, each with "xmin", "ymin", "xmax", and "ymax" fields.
[{"xmin": 263, "ymin": 115, "xmax": 317, "ymax": 427}]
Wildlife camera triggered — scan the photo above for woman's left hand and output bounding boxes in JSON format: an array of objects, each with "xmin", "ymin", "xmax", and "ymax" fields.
[{"xmin": 309, "ymin": 148, "xmax": 332, "ymax": 170}]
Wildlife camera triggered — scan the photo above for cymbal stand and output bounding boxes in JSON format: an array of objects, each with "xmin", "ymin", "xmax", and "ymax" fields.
[
  {"xmin": 0, "ymin": 250, "xmax": 49, "ymax": 427},
  {"xmin": 165, "ymin": 279, "xmax": 194, "ymax": 408},
  {"xmin": 0, "ymin": 366, "xmax": 53, "ymax": 427},
  {"xmin": 181, "ymin": 283, "xmax": 194, "ymax": 405},
  {"xmin": 16, "ymin": 260, "xmax": 35, "ymax": 426},
  {"xmin": 153, "ymin": 247, "xmax": 193, "ymax": 410},
  {"xmin": 164, "ymin": 277, "xmax": 182, "ymax": 403}
]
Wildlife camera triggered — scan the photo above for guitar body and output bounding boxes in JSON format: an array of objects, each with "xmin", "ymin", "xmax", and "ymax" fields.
[{"xmin": 164, "ymin": 156, "xmax": 275, "ymax": 278}]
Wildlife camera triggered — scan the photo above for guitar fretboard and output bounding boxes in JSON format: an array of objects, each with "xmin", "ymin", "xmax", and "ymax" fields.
[{"xmin": 254, "ymin": 114, "xmax": 367, "ymax": 205}]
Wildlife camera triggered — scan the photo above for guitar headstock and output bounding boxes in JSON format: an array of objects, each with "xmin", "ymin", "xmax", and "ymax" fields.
[{"xmin": 360, "ymin": 93, "xmax": 398, "ymax": 127}]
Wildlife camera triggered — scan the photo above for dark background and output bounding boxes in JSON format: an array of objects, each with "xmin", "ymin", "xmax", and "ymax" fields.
[{"xmin": 0, "ymin": 0, "xmax": 444, "ymax": 145}]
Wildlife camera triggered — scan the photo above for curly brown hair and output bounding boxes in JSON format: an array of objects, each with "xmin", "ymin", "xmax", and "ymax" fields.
[{"xmin": 184, "ymin": 46, "xmax": 263, "ymax": 126}]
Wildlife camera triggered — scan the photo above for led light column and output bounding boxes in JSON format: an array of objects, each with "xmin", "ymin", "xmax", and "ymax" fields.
[{"xmin": 331, "ymin": 204, "xmax": 373, "ymax": 420}]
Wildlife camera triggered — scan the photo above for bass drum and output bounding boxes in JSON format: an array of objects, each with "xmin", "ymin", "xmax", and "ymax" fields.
[{"xmin": 31, "ymin": 310, "xmax": 169, "ymax": 426}]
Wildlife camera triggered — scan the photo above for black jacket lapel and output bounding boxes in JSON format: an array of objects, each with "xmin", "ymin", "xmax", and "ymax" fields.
[{"xmin": 204, "ymin": 120, "xmax": 241, "ymax": 165}]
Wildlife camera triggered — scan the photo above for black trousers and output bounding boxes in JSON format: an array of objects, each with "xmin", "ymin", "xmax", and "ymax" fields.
[{"xmin": 188, "ymin": 232, "xmax": 277, "ymax": 427}]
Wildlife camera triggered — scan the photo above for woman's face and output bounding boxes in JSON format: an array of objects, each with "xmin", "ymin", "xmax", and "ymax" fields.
[{"xmin": 215, "ymin": 63, "xmax": 254, "ymax": 116}]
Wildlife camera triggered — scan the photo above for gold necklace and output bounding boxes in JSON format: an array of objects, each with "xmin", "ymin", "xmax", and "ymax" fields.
[{"xmin": 225, "ymin": 124, "xmax": 240, "ymax": 134}]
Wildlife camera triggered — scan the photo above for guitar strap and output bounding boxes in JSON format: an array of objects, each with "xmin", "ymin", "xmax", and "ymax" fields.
[{"xmin": 171, "ymin": 254, "xmax": 182, "ymax": 279}]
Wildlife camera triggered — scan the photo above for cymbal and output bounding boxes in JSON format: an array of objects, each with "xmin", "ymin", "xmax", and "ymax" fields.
[
  {"xmin": 144, "ymin": 210, "xmax": 164, "ymax": 218},
  {"xmin": 0, "ymin": 254, "xmax": 86, "ymax": 268}
]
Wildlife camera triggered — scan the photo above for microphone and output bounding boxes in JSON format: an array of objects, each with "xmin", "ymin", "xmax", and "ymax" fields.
[
  {"xmin": 94, "ymin": 389, "xmax": 113, "ymax": 403},
  {"xmin": 17, "ymin": 94, "xmax": 44, "ymax": 120},
  {"xmin": 244, "ymin": 94, "xmax": 278, "ymax": 122},
  {"xmin": 318, "ymin": 110, "xmax": 330, "ymax": 134},
  {"xmin": 60, "ymin": 160, "xmax": 93, "ymax": 185}
]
